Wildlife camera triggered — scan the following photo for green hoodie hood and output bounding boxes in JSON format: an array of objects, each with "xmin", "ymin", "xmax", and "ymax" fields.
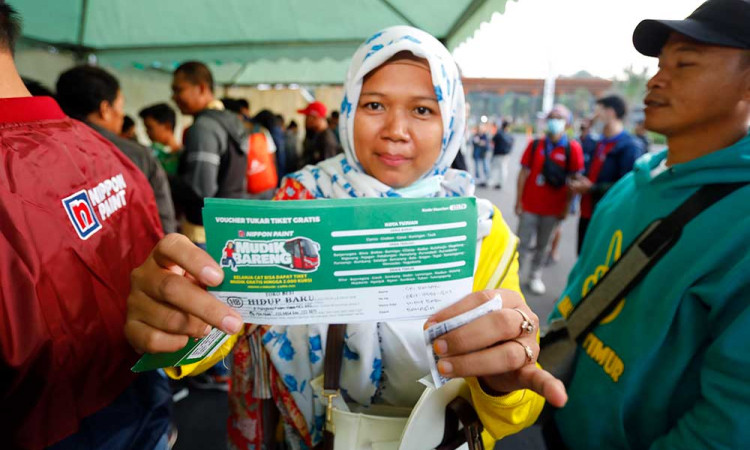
[{"xmin": 632, "ymin": 130, "xmax": 750, "ymax": 189}]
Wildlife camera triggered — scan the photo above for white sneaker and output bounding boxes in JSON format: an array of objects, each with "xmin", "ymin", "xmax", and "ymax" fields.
[{"xmin": 528, "ymin": 277, "xmax": 546, "ymax": 295}]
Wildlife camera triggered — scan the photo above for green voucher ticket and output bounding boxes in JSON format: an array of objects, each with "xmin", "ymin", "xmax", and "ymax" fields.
[
  {"xmin": 206, "ymin": 196, "xmax": 476, "ymax": 325},
  {"xmin": 132, "ymin": 196, "xmax": 476, "ymax": 372}
]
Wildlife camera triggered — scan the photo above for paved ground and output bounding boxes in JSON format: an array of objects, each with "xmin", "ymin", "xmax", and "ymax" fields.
[
  {"xmin": 172, "ymin": 134, "xmax": 579, "ymax": 449},
  {"xmin": 471, "ymin": 134, "xmax": 580, "ymax": 323}
]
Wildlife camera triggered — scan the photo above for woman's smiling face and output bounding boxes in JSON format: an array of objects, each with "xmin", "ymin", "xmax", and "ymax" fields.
[{"xmin": 353, "ymin": 53, "xmax": 443, "ymax": 188}]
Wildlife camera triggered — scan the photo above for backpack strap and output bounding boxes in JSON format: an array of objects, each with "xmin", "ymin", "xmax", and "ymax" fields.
[
  {"xmin": 564, "ymin": 181, "xmax": 749, "ymax": 342},
  {"xmin": 528, "ymin": 139, "xmax": 539, "ymax": 170}
]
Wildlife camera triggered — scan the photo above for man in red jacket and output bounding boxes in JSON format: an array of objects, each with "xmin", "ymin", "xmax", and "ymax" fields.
[{"xmin": 0, "ymin": 5, "xmax": 171, "ymax": 449}]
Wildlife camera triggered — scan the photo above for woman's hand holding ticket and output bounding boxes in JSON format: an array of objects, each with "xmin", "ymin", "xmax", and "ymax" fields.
[
  {"xmin": 426, "ymin": 289, "xmax": 568, "ymax": 408},
  {"xmin": 125, "ymin": 233, "xmax": 244, "ymax": 354}
]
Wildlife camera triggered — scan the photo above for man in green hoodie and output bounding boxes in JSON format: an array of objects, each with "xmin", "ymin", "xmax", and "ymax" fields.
[{"xmin": 428, "ymin": 0, "xmax": 750, "ymax": 448}]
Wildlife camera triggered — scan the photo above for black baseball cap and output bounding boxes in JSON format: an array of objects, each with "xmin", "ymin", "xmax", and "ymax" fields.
[{"xmin": 633, "ymin": 0, "xmax": 750, "ymax": 57}]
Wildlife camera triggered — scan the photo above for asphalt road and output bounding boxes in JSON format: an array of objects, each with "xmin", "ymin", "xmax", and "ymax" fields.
[{"xmin": 471, "ymin": 133, "xmax": 580, "ymax": 323}]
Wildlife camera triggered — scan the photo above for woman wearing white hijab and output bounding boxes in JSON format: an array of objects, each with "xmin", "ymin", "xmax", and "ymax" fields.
[{"xmin": 125, "ymin": 26, "xmax": 557, "ymax": 449}]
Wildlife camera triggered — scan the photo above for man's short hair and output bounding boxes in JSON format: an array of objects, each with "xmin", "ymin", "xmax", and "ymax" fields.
[
  {"xmin": 139, "ymin": 103, "xmax": 177, "ymax": 131},
  {"xmin": 597, "ymin": 95, "xmax": 628, "ymax": 120},
  {"xmin": 237, "ymin": 98, "xmax": 249, "ymax": 110},
  {"xmin": 221, "ymin": 97, "xmax": 243, "ymax": 114},
  {"xmin": 22, "ymin": 77, "xmax": 54, "ymax": 97},
  {"xmin": 121, "ymin": 115, "xmax": 135, "ymax": 133},
  {"xmin": 0, "ymin": 3, "xmax": 20, "ymax": 54},
  {"xmin": 56, "ymin": 65, "xmax": 120, "ymax": 121},
  {"xmin": 175, "ymin": 61, "xmax": 214, "ymax": 92},
  {"xmin": 330, "ymin": 110, "xmax": 340, "ymax": 120}
]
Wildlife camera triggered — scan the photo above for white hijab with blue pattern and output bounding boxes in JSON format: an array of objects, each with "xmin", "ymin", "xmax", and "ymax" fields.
[{"xmin": 267, "ymin": 26, "xmax": 494, "ymax": 447}]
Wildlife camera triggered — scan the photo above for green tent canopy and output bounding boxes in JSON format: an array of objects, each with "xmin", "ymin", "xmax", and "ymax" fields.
[{"xmin": 15, "ymin": 0, "xmax": 514, "ymax": 85}]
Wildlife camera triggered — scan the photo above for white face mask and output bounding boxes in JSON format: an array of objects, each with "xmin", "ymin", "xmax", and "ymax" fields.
[
  {"xmin": 546, "ymin": 118, "xmax": 566, "ymax": 136},
  {"xmin": 395, "ymin": 175, "xmax": 443, "ymax": 197}
]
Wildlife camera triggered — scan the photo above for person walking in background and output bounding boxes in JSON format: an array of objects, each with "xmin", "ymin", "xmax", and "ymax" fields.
[
  {"xmin": 56, "ymin": 65, "xmax": 177, "ymax": 234},
  {"xmin": 472, "ymin": 123, "xmax": 491, "ymax": 185},
  {"xmin": 285, "ymin": 119, "xmax": 301, "ymax": 170},
  {"xmin": 515, "ymin": 105, "xmax": 584, "ymax": 295},
  {"xmin": 578, "ymin": 117, "xmax": 598, "ymax": 172},
  {"xmin": 139, "ymin": 102, "xmax": 182, "ymax": 175},
  {"xmin": 569, "ymin": 95, "xmax": 644, "ymax": 253},
  {"xmin": 488, "ymin": 119, "xmax": 514, "ymax": 189}
]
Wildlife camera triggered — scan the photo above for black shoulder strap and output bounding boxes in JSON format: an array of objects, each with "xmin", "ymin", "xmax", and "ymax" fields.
[
  {"xmin": 565, "ymin": 182, "xmax": 748, "ymax": 342},
  {"xmin": 321, "ymin": 323, "xmax": 346, "ymax": 450},
  {"xmin": 528, "ymin": 139, "xmax": 539, "ymax": 169}
]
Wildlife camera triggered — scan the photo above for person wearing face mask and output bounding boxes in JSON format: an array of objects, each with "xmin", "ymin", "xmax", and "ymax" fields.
[
  {"xmin": 569, "ymin": 95, "xmax": 644, "ymax": 254},
  {"xmin": 515, "ymin": 105, "xmax": 585, "ymax": 295}
]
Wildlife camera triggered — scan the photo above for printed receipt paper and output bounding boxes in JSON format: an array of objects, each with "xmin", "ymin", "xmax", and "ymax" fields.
[{"xmin": 133, "ymin": 196, "xmax": 476, "ymax": 372}]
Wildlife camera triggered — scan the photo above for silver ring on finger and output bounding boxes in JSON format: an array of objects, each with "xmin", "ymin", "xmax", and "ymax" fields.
[
  {"xmin": 513, "ymin": 308, "xmax": 535, "ymax": 336},
  {"xmin": 510, "ymin": 339, "xmax": 534, "ymax": 364}
]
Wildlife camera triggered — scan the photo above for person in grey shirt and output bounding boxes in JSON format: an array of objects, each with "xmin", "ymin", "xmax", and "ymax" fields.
[
  {"xmin": 170, "ymin": 62, "xmax": 248, "ymax": 241},
  {"xmin": 56, "ymin": 65, "xmax": 177, "ymax": 234}
]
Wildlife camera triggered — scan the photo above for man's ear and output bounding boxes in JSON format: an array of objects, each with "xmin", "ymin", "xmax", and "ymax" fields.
[
  {"xmin": 199, "ymin": 82, "xmax": 212, "ymax": 97},
  {"xmin": 98, "ymin": 99, "xmax": 112, "ymax": 121}
]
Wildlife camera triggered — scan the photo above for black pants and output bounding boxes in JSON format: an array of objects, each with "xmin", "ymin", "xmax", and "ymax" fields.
[{"xmin": 577, "ymin": 217, "xmax": 591, "ymax": 255}]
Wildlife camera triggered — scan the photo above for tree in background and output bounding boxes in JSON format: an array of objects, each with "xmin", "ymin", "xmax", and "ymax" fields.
[{"xmin": 610, "ymin": 65, "xmax": 650, "ymax": 112}]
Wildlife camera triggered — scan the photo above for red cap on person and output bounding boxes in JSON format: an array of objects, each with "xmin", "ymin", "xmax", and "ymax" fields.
[{"xmin": 297, "ymin": 101, "xmax": 327, "ymax": 118}]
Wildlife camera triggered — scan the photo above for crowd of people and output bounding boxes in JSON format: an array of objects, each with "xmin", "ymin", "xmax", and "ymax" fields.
[{"xmin": 1, "ymin": 0, "xmax": 749, "ymax": 449}]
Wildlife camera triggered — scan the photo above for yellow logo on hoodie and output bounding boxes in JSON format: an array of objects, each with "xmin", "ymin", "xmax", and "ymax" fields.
[{"xmin": 557, "ymin": 230, "xmax": 627, "ymax": 383}]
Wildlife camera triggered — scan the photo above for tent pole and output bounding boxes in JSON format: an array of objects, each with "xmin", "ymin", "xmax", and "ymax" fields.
[
  {"xmin": 377, "ymin": 0, "xmax": 417, "ymax": 27},
  {"xmin": 74, "ymin": 0, "xmax": 90, "ymax": 63},
  {"xmin": 229, "ymin": 62, "xmax": 249, "ymax": 87}
]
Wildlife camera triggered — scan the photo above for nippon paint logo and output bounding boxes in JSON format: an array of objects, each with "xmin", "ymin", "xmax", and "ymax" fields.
[
  {"xmin": 220, "ymin": 237, "xmax": 321, "ymax": 273},
  {"xmin": 62, "ymin": 174, "xmax": 128, "ymax": 240},
  {"xmin": 61, "ymin": 190, "xmax": 102, "ymax": 240}
]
